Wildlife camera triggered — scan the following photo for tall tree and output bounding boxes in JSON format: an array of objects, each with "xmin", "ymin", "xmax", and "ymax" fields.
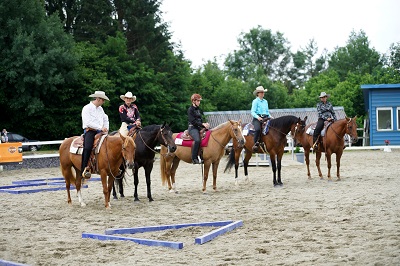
[
  {"xmin": 224, "ymin": 26, "xmax": 291, "ymax": 82},
  {"xmin": 328, "ymin": 30, "xmax": 383, "ymax": 81},
  {"xmin": 0, "ymin": 0, "xmax": 78, "ymax": 139},
  {"xmin": 73, "ymin": 0, "xmax": 117, "ymax": 43}
]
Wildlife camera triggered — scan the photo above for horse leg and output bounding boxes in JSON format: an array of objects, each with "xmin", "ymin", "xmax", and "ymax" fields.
[
  {"xmin": 119, "ymin": 177, "xmax": 125, "ymax": 197},
  {"xmin": 75, "ymin": 172, "xmax": 86, "ymax": 207},
  {"xmin": 336, "ymin": 151, "xmax": 343, "ymax": 181},
  {"xmin": 169, "ymin": 157, "xmax": 180, "ymax": 193},
  {"xmin": 276, "ymin": 156, "xmax": 283, "ymax": 186},
  {"xmin": 133, "ymin": 167, "xmax": 140, "ymax": 201},
  {"xmin": 106, "ymin": 175, "xmax": 114, "ymax": 209},
  {"xmin": 243, "ymin": 150, "xmax": 252, "ymax": 183},
  {"xmin": 326, "ymin": 152, "xmax": 333, "ymax": 182},
  {"xmin": 62, "ymin": 166, "xmax": 73, "ymax": 205},
  {"xmin": 270, "ymin": 155, "xmax": 278, "ymax": 186},
  {"xmin": 144, "ymin": 164, "xmax": 154, "ymax": 202},
  {"xmin": 315, "ymin": 152, "xmax": 323, "ymax": 179},
  {"xmin": 212, "ymin": 161, "xmax": 220, "ymax": 191},
  {"xmin": 100, "ymin": 171, "xmax": 111, "ymax": 209},
  {"xmin": 305, "ymin": 150, "xmax": 312, "ymax": 179},
  {"xmin": 234, "ymin": 149, "xmax": 241, "ymax": 185},
  {"xmin": 202, "ymin": 163, "xmax": 211, "ymax": 193}
]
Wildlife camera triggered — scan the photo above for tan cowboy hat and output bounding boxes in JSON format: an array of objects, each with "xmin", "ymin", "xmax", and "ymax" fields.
[
  {"xmin": 120, "ymin": 91, "xmax": 137, "ymax": 102},
  {"xmin": 319, "ymin": 92, "xmax": 330, "ymax": 98},
  {"xmin": 89, "ymin": 91, "xmax": 109, "ymax": 101},
  {"xmin": 253, "ymin": 86, "xmax": 268, "ymax": 96}
]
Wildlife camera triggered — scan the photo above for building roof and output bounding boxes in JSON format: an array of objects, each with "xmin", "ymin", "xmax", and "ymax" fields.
[{"xmin": 205, "ymin": 107, "xmax": 347, "ymax": 128}]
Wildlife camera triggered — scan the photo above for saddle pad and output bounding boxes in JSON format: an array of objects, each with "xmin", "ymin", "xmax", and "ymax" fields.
[
  {"xmin": 69, "ymin": 135, "xmax": 107, "ymax": 155},
  {"xmin": 175, "ymin": 131, "xmax": 211, "ymax": 147}
]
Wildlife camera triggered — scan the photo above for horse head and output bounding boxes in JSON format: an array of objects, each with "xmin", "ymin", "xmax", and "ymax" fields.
[
  {"xmin": 229, "ymin": 119, "xmax": 245, "ymax": 148},
  {"xmin": 293, "ymin": 116, "xmax": 307, "ymax": 146},
  {"xmin": 346, "ymin": 116, "xmax": 359, "ymax": 144},
  {"xmin": 159, "ymin": 122, "xmax": 177, "ymax": 153},
  {"xmin": 120, "ymin": 134, "xmax": 135, "ymax": 169}
]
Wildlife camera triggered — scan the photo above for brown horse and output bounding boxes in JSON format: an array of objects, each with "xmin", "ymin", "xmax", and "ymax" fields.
[
  {"xmin": 293, "ymin": 116, "xmax": 358, "ymax": 181},
  {"xmin": 160, "ymin": 120, "xmax": 245, "ymax": 193},
  {"xmin": 59, "ymin": 134, "xmax": 136, "ymax": 209},
  {"xmin": 225, "ymin": 115, "xmax": 305, "ymax": 187}
]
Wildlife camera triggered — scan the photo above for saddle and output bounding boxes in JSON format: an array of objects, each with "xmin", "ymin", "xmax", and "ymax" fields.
[
  {"xmin": 242, "ymin": 117, "xmax": 271, "ymax": 136},
  {"xmin": 128, "ymin": 125, "xmax": 141, "ymax": 137},
  {"xmin": 70, "ymin": 133, "xmax": 107, "ymax": 174},
  {"xmin": 179, "ymin": 128, "xmax": 207, "ymax": 141},
  {"xmin": 306, "ymin": 121, "xmax": 333, "ymax": 151}
]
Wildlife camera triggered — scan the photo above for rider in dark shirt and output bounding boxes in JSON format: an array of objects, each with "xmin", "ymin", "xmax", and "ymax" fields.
[
  {"xmin": 313, "ymin": 92, "xmax": 337, "ymax": 149},
  {"xmin": 187, "ymin": 94, "xmax": 209, "ymax": 164}
]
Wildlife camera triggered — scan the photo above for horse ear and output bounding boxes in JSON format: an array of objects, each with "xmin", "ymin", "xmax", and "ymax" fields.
[
  {"xmin": 120, "ymin": 134, "xmax": 126, "ymax": 142},
  {"xmin": 161, "ymin": 121, "xmax": 166, "ymax": 128},
  {"xmin": 304, "ymin": 116, "xmax": 308, "ymax": 122},
  {"xmin": 167, "ymin": 121, "xmax": 172, "ymax": 128}
]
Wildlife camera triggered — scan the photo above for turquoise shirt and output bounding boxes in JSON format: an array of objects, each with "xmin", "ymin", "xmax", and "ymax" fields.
[{"xmin": 251, "ymin": 98, "xmax": 270, "ymax": 119}]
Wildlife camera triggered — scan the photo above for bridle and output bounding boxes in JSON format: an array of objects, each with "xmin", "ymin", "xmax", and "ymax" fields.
[
  {"xmin": 211, "ymin": 122, "xmax": 244, "ymax": 148},
  {"xmin": 138, "ymin": 126, "xmax": 173, "ymax": 156}
]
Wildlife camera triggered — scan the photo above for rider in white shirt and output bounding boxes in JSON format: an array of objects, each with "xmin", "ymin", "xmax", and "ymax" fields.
[{"xmin": 81, "ymin": 91, "xmax": 109, "ymax": 179}]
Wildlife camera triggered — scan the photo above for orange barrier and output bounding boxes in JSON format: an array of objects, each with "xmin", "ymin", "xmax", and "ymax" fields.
[{"xmin": 0, "ymin": 142, "xmax": 23, "ymax": 163}]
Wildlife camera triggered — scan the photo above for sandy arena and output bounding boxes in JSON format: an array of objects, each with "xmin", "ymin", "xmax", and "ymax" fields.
[{"xmin": 0, "ymin": 149, "xmax": 399, "ymax": 265}]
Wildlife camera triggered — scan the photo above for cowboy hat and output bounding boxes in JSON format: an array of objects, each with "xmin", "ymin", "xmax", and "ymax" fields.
[
  {"xmin": 319, "ymin": 92, "xmax": 330, "ymax": 98},
  {"xmin": 89, "ymin": 91, "xmax": 109, "ymax": 101},
  {"xmin": 120, "ymin": 91, "xmax": 137, "ymax": 102},
  {"xmin": 253, "ymin": 86, "xmax": 268, "ymax": 96}
]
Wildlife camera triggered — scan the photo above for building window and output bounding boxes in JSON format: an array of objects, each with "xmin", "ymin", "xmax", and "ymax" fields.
[
  {"xmin": 376, "ymin": 107, "xmax": 392, "ymax": 131},
  {"xmin": 397, "ymin": 107, "xmax": 400, "ymax": 130}
]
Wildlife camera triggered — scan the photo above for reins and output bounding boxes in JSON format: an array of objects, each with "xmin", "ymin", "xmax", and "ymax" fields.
[{"xmin": 138, "ymin": 126, "xmax": 173, "ymax": 158}]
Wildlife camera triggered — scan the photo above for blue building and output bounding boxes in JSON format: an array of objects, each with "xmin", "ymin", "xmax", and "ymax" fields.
[{"xmin": 361, "ymin": 84, "xmax": 400, "ymax": 146}]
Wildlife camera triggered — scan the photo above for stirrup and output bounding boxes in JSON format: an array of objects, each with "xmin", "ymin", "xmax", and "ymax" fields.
[
  {"xmin": 82, "ymin": 168, "xmax": 91, "ymax": 179},
  {"xmin": 252, "ymin": 142, "xmax": 260, "ymax": 152}
]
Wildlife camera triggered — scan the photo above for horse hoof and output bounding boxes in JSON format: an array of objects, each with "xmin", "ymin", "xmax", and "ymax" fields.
[
  {"xmin": 113, "ymin": 196, "xmax": 118, "ymax": 200},
  {"xmin": 120, "ymin": 194, "xmax": 125, "ymax": 198},
  {"xmin": 149, "ymin": 199, "xmax": 154, "ymax": 202}
]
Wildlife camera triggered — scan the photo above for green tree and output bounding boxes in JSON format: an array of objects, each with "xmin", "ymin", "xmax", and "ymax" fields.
[
  {"xmin": 328, "ymin": 30, "xmax": 383, "ymax": 81},
  {"xmin": 0, "ymin": 0, "xmax": 78, "ymax": 139},
  {"xmin": 73, "ymin": 0, "xmax": 117, "ymax": 43},
  {"xmin": 224, "ymin": 26, "xmax": 291, "ymax": 83}
]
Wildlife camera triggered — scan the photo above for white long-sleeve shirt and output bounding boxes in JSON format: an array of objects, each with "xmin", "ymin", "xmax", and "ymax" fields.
[{"xmin": 81, "ymin": 101, "xmax": 109, "ymax": 131}]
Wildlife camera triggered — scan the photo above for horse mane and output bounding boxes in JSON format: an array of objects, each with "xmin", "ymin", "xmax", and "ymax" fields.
[
  {"xmin": 141, "ymin": 124, "xmax": 161, "ymax": 132},
  {"xmin": 211, "ymin": 121, "xmax": 230, "ymax": 131},
  {"xmin": 269, "ymin": 115, "xmax": 298, "ymax": 128}
]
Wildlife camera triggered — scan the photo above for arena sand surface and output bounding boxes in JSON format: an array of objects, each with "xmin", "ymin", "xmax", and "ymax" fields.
[{"xmin": 0, "ymin": 150, "xmax": 399, "ymax": 265}]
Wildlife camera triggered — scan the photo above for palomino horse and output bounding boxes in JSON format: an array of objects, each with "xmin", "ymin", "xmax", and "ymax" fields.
[
  {"xmin": 113, "ymin": 123, "xmax": 177, "ymax": 202},
  {"xmin": 293, "ymin": 116, "xmax": 358, "ymax": 181},
  {"xmin": 59, "ymin": 134, "xmax": 135, "ymax": 209},
  {"xmin": 225, "ymin": 115, "xmax": 305, "ymax": 187},
  {"xmin": 160, "ymin": 120, "xmax": 245, "ymax": 193}
]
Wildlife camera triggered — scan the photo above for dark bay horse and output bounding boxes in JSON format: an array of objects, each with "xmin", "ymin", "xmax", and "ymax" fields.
[
  {"xmin": 59, "ymin": 134, "xmax": 136, "ymax": 209},
  {"xmin": 225, "ymin": 115, "xmax": 305, "ymax": 187},
  {"xmin": 160, "ymin": 120, "xmax": 245, "ymax": 193},
  {"xmin": 113, "ymin": 123, "xmax": 177, "ymax": 202},
  {"xmin": 293, "ymin": 116, "xmax": 358, "ymax": 181}
]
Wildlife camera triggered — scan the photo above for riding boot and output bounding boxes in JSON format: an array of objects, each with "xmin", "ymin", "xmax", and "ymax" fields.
[
  {"xmin": 252, "ymin": 131, "xmax": 260, "ymax": 152},
  {"xmin": 312, "ymin": 135, "xmax": 319, "ymax": 150},
  {"xmin": 81, "ymin": 149, "xmax": 92, "ymax": 179}
]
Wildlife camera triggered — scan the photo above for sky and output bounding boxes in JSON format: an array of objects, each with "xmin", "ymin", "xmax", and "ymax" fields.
[{"xmin": 160, "ymin": 0, "xmax": 400, "ymax": 68}]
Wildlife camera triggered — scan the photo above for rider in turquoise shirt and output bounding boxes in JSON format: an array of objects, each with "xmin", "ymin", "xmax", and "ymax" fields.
[{"xmin": 251, "ymin": 86, "xmax": 270, "ymax": 152}]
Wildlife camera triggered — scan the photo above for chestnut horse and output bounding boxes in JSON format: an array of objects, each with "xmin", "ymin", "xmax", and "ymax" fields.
[
  {"xmin": 225, "ymin": 115, "xmax": 305, "ymax": 187},
  {"xmin": 160, "ymin": 120, "xmax": 245, "ymax": 193},
  {"xmin": 59, "ymin": 134, "xmax": 136, "ymax": 209},
  {"xmin": 293, "ymin": 116, "xmax": 358, "ymax": 181}
]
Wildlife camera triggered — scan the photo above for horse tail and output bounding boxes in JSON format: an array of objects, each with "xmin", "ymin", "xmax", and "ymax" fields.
[
  {"xmin": 224, "ymin": 148, "xmax": 235, "ymax": 173},
  {"xmin": 160, "ymin": 145, "xmax": 168, "ymax": 186}
]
